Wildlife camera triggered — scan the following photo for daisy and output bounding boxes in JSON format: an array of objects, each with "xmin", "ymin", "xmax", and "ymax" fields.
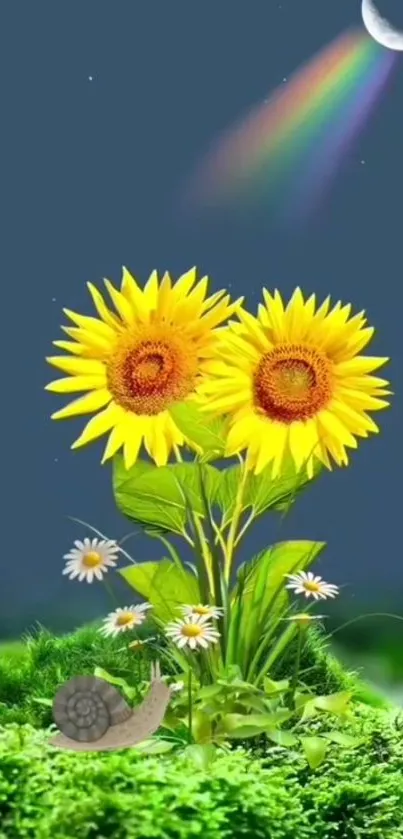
[
  {"xmin": 285, "ymin": 571, "xmax": 339, "ymax": 601},
  {"xmin": 178, "ymin": 603, "xmax": 224, "ymax": 620},
  {"xmin": 62, "ymin": 537, "xmax": 119, "ymax": 583},
  {"xmin": 165, "ymin": 615, "xmax": 220, "ymax": 651},
  {"xmin": 283, "ymin": 613, "xmax": 327, "ymax": 628},
  {"xmin": 99, "ymin": 604, "xmax": 151, "ymax": 637}
]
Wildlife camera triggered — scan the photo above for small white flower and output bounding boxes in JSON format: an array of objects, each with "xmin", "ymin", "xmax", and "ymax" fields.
[
  {"xmin": 62, "ymin": 537, "xmax": 119, "ymax": 583},
  {"xmin": 285, "ymin": 571, "xmax": 339, "ymax": 601},
  {"xmin": 178, "ymin": 603, "xmax": 224, "ymax": 620},
  {"xmin": 99, "ymin": 604, "xmax": 151, "ymax": 637},
  {"xmin": 283, "ymin": 613, "xmax": 327, "ymax": 627},
  {"xmin": 165, "ymin": 615, "xmax": 220, "ymax": 651}
]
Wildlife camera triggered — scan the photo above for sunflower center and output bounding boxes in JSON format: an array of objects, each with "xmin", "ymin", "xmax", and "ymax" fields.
[
  {"xmin": 82, "ymin": 551, "xmax": 102, "ymax": 568},
  {"xmin": 254, "ymin": 344, "xmax": 332, "ymax": 423},
  {"xmin": 181, "ymin": 624, "xmax": 203, "ymax": 638},
  {"xmin": 106, "ymin": 326, "xmax": 198, "ymax": 415},
  {"xmin": 115, "ymin": 613, "xmax": 135, "ymax": 626}
]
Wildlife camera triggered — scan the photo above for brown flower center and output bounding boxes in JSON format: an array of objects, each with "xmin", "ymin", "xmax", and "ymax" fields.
[
  {"xmin": 106, "ymin": 326, "xmax": 198, "ymax": 415},
  {"xmin": 253, "ymin": 344, "xmax": 332, "ymax": 423}
]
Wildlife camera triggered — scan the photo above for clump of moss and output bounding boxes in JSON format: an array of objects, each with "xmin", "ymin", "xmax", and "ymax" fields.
[{"xmin": 0, "ymin": 622, "xmax": 165, "ymax": 728}]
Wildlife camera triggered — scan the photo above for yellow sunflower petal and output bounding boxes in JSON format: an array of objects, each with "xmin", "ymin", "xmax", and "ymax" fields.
[
  {"xmin": 71, "ymin": 403, "xmax": 124, "ymax": 448},
  {"xmin": 120, "ymin": 268, "xmax": 149, "ymax": 321},
  {"xmin": 46, "ymin": 356, "xmax": 106, "ymax": 376},
  {"xmin": 51, "ymin": 389, "xmax": 112, "ymax": 419},
  {"xmin": 86, "ymin": 283, "xmax": 121, "ymax": 329},
  {"xmin": 63, "ymin": 309, "xmax": 115, "ymax": 338},
  {"xmin": 45, "ymin": 375, "xmax": 106, "ymax": 393},
  {"xmin": 103, "ymin": 278, "xmax": 135, "ymax": 325}
]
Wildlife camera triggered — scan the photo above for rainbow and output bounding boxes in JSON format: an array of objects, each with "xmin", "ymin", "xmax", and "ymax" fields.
[{"xmin": 184, "ymin": 29, "xmax": 397, "ymax": 226}]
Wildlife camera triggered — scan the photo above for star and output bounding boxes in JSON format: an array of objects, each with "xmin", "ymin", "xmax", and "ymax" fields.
[
  {"xmin": 360, "ymin": 160, "xmax": 366, "ymax": 165},
  {"xmin": 282, "ymin": 77, "xmax": 287, "ymax": 83},
  {"xmin": 52, "ymin": 297, "xmax": 56, "ymax": 302},
  {"xmin": 88, "ymin": 75, "xmax": 93, "ymax": 82}
]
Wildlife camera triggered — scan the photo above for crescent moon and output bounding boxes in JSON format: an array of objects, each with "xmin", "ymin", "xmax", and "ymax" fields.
[{"xmin": 362, "ymin": 0, "xmax": 403, "ymax": 51}]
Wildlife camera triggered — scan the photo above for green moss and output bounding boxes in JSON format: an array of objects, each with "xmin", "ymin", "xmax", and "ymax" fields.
[{"xmin": 0, "ymin": 624, "xmax": 402, "ymax": 837}]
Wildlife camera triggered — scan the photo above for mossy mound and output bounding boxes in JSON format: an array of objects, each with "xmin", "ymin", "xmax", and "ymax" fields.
[{"xmin": 0, "ymin": 624, "xmax": 402, "ymax": 838}]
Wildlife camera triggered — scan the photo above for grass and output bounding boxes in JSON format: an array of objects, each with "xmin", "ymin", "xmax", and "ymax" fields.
[{"xmin": 1, "ymin": 622, "xmax": 403, "ymax": 838}]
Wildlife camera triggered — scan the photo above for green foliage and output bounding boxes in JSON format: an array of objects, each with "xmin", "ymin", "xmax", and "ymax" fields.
[
  {"xmin": 229, "ymin": 540, "xmax": 325, "ymax": 683},
  {"xmin": 0, "ymin": 623, "xmax": 165, "ymax": 728},
  {"xmin": 120, "ymin": 560, "xmax": 200, "ymax": 622},
  {"xmin": 1, "ymin": 702, "xmax": 403, "ymax": 838}
]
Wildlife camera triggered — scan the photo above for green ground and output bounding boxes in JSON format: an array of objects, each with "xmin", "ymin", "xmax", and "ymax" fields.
[{"xmin": 1, "ymin": 624, "xmax": 403, "ymax": 838}]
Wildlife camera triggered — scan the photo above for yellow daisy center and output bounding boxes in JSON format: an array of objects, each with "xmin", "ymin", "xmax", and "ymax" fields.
[
  {"xmin": 115, "ymin": 613, "xmax": 136, "ymax": 626},
  {"xmin": 181, "ymin": 624, "xmax": 203, "ymax": 638},
  {"xmin": 303, "ymin": 581, "xmax": 321, "ymax": 593},
  {"xmin": 106, "ymin": 325, "xmax": 199, "ymax": 416},
  {"xmin": 253, "ymin": 343, "xmax": 332, "ymax": 423},
  {"xmin": 192, "ymin": 606, "xmax": 211, "ymax": 616},
  {"xmin": 82, "ymin": 551, "xmax": 103, "ymax": 568}
]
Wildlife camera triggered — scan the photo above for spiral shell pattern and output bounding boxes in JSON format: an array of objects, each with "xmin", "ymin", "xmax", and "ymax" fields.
[{"xmin": 52, "ymin": 675, "xmax": 132, "ymax": 742}]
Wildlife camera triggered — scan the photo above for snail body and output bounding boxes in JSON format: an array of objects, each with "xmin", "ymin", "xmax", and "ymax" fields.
[{"xmin": 50, "ymin": 661, "xmax": 172, "ymax": 752}]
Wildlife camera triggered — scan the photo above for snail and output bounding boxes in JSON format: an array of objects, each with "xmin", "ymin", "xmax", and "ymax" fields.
[{"xmin": 50, "ymin": 660, "xmax": 173, "ymax": 752}]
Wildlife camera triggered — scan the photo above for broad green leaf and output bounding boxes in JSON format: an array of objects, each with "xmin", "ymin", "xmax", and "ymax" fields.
[
  {"xmin": 183, "ymin": 743, "xmax": 217, "ymax": 768},
  {"xmin": 314, "ymin": 692, "xmax": 352, "ymax": 716},
  {"xmin": 113, "ymin": 458, "xmax": 189, "ymax": 535},
  {"xmin": 197, "ymin": 684, "xmax": 224, "ymax": 700},
  {"xmin": 263, "ymin": 678, "xmax": 290, "ymax": 695},
  {"xmin": 93, "ymin": 668, "xmax": 137, "ymax": 700},
  {"xmin": 221, "ymin": 710, "xmax": 291, "ymax": 738},
  {"xmin": 266, "ymin": 728, "xmax": 298, "ymax": 747},
  {"xmin": 322, "ymin": 731, "xmax": 365, "ymax": 748},
  {"xmin": 238, "ymin": 695, "xmax": 271, "ymax": 713},
  {"xmin": 119, "ymin": 559, "xmax": 200, "ymax": 622},
  {"xmin": 300, "ymin": 735, "xmax": 328, "ymax": 770},
  {"xmin": 169, "ymin": 402, "xmax": 227, "ymax": 456},
  {"xmin": 113, "ymin": 457, "xmax": 220, "ymax": 536},
  {"xmin": 134, "ymin": 738, "xmax": 175, "ymax": 754},
  {"xmin": 217, "ymin": 458, "xmax": 321, "ymax": 527},
  {"xmin": 230, "ymin": 540, "xmax": 326, "ymax": 681},
  {"xmin": 191, "ymin": 710, "xmax": 213, "ymax": 743}
]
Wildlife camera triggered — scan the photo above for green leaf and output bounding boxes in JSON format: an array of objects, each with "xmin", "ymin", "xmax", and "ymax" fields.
[
  {"xmin": 113, "ymin": 457, "xmax": 221, "ymax": 536},
  {"xmin": 322, "ymin": 731, "xmax": 365, "ymax": 748},
  {"xmin": 266, "ymin": 728, "xmax": 298, "ymax": 748},
  {"xmin": 93, "ymin": 668, "xmax": 137, "ymax": 700},
  {"xmin": 221, "ymin": 711, "xmax": 291, "ymax": 738},
  {"xmin": 119, "ymin": 559, "xmax": 200, "ymax": 622},
  {"xmin": 191, "ymin": 710, "xmax": 213, "ymax": 744},
  {"xmin": 183, "ymin": 743, "xmax": 217, "ymax": 769},
  {"xmin": 134, "ymin": 738, "xmax": 175, "ymax": 754},
  {"xmin": 314, "ymin": 692, "xmax": 352, "ymax": 716},
  {"xmin": 216, "ymin": 458, "xmax": 321, "ymax": 527},
  {"xmin": 230, "ymin": 540, "xmax": 326, "ymax": 682},
  {"xmin": 113, "ymin": 458, "xmax": 189, "ymax": 535},
  {"xmin": 197, "ymin": 684, "xmax": 224, "ymax": 701},
  {"xmin": 31, "ymin": 697, "xmax": 53, "ymax": 707},
  {"xmin": 300, "ymin": 735, "xmax": 328, "ymax": 769},
  {"xmin": 263, "ymin": 678, "xmax": 290, "ymax": 695},
  {"xmin": 169, "ymin": 402, "xmax": 227, "ymax": 456}
]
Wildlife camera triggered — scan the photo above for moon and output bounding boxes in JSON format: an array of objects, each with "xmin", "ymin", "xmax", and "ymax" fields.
[{"xmin": 362, "ymin": 0, "xmax": 403, "ymax": 50}]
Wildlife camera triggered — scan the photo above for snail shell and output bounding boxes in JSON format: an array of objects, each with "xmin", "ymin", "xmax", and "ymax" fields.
[{"xmin": 52, "ymin": 675, "xmax": 133, "ymax": 742}]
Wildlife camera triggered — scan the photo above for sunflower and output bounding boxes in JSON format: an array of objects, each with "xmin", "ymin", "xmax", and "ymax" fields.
[
  {"xmin": 199, "ymin": 287, "xmax": 391, "ymax": 476},
  {"xmin": 46, "ymin": 267, "xmax": 242, "ymax": 468}
]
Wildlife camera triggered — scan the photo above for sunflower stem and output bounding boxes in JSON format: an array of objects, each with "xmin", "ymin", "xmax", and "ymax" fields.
[{"xmin": 223, "ymin": 458, "xmax": 249, "ymax": 583}]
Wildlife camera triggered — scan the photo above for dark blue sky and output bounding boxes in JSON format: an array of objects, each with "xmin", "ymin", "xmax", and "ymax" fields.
[{"xmin": 2, "ymin": 0, "xmax": 402, "ymax": 635}]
